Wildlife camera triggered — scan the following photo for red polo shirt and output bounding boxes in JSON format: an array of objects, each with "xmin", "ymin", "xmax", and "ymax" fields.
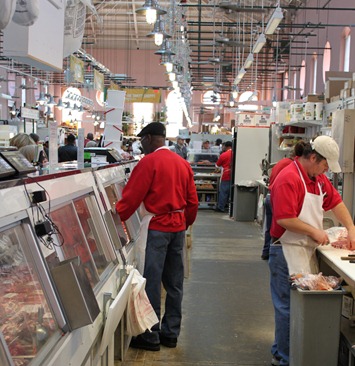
[
  {"xmin": 116, "ymin": 147, "xmax": 198, "ymax": 232},
  {"xmin": 270, "ymin": 159, "xmax": 342, "ymax": 238},
  {"xmin": 216, "ymin": 149, "xmax": 232, "ymax": 181}
]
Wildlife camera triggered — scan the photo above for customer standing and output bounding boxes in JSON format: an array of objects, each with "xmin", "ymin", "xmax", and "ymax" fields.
[
  {"xmin": 214, "ymin": 140, "xmax": 232, "ymax": 212},
  {"xmin": 116, "ymin": 122, "xmax": 198, "ymax": 351},
  {"xmin": 268, "ymin": 136, "xmax": 355, "ymax": 366},
  {"xmin": 174, "ymin": 136, "xmax": 188, "ymax": 159},
  {"xmin": 58, "ymin": 133, "xmax": 77, "ymax": 162}
]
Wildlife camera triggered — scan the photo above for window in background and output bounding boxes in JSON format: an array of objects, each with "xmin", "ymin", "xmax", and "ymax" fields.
[
  {"xmin": 283, "ymin": 71, "xmax": 289, "ymax": 101},
  {"xmin": 238, "ymin": 91, "xmax": 258, "ymax": 111},
  {"xmin": 299, "ymin": 60, "xmax": 306, "ymax": 97},
  {"xmin": 311, "ymin": 53, "xmax": 318, "ymax": 94},
  {"xmin": 166, "ymin": 91, "xmax": 183, "ymax": 137},
  {"xmin": 344, "ymin": 28, "xmax": 351, "ymax": 72},
  {"xmin": 202, "ymin": 90, "xmax": 221, "ymax": 105},
  {"xmin": 323, "ymin": 41, "xmax": 331, "ymax": 83},
  {"xmin": 133, "ymin": 102, "xmax": 153, "ymax": 124}
]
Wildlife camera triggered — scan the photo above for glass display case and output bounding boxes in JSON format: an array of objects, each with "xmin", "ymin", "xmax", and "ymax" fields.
[
  {"xmin": 47, "ymin": 193, "xmax": 116, "ymax": 289},
  {"xmin": 0, "ymin": 223, "xmax": 62, "ymax": 366}
]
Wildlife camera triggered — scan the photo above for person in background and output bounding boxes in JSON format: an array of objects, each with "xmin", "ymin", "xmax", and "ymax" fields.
[
  {"xmin": 116, "ymin": 122, "xmax": 198, "ymax": 352},
  {"xmin": 202, "ymin": 140, "xmax": 210, "ymax": 151},
  {"xmin": 211, "ymin": 138, "xmax": 222, "ymax": 153},
  {"xmin": 261, "ymin": 156, "xmax": 294, "ymax": 260},
  {"xmin": 84, "ymin": 132, "xmax": 97, "ymax": 147},
  {"xmin": 29, "ymin": 133, "xmax": 40, "ymax": 144},
  {"xmin": 58, "ymin": 134, "xmax": 77, "ymax": 162},
  {"xmin": 9, "ymin": 133, "xmax": 47, "ymax": 166},
  {"xmin": 174, "ymin": 136, "xmax": 188, "ymax": 159},
  {"xmin": 268, "ymin": 136, "xmax": 355, "ymax": 366},
  {"xmin": 214, "ymin": 141, "xmax": 232, "ymax": 212}
]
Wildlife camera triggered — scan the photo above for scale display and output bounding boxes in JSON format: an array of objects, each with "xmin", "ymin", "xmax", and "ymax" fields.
[
  {"xmin": 0, "ymin": 151, "xmax": 36, "ymax": 174},
  {"xmin": 0, "ymin": 156, "xmax": 16, "ymax": 179}
]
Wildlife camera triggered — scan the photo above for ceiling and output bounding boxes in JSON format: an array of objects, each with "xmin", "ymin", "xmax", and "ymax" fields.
[{"xmin": 0, "ymin": 0, "xmax": 351, "ymax": 102}]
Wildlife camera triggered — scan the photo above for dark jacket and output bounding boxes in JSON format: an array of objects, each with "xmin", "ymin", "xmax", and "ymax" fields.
[{"xmin": 58, "ymin": 144, "xmax": 78, "ymax": 162}]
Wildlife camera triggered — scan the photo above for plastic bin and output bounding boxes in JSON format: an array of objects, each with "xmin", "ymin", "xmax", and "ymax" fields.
[
  {"xmin": 290, "ymin": 288, "xmax": 343, "ymax": 366},
  {"xmin": 233, "ymin": 185, "xmax": 258, "ymax": 221}
]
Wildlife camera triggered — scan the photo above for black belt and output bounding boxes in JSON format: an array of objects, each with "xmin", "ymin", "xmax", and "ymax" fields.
[{"xmin": 271, "ymin": 237, "xmax": 281, "ymax": 245}]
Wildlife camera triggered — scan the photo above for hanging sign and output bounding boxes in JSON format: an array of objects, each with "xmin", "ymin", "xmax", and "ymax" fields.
[
  {"xmin": 70, "ymin": 55, "xmax": 84, "ymax": 83},
  {"xmin": 124, "ymin": 88, "xmax": 161, "ymax": 103},
  {"xmin": 94, "ymin": 69, "xmax": 104, "ymax": 92},
  {"xmin": 21, "ymin": 107, "xmax": 40, "ymax": 120}
]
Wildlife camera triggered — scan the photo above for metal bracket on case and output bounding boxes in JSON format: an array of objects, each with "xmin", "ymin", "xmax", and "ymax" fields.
[{"xmin": 103, "ymin": 292, "xmax": 114, "ymax": 323}]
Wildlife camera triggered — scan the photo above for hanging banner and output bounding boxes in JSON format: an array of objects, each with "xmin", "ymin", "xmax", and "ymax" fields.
[
  {"xmin": 94, "ymin": 69, "xmax": 104, "ymax": 92},
  {"xmin": 109, "ymin": 82, "xmax": 119, "ymax": 90},
  {"xmin": 70, "ymin": 55, "xmax": 84, "ymax": 83},
  {"xmin": 124, "ymin": 88, "xmax": 161, "ymax": 103}
]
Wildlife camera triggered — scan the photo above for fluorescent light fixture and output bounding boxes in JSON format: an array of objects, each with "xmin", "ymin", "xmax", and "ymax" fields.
[
  {"xmin": 265, "ymin": 6, "xmax": 283, "ymax": 35},
  {"xmin": 252, "ymin": 33, "xmax": 266, "ymax": 54},
  {"xmin": 237, "ymin": 68, "xmax": 246, "ymax": 79},
  {"xmin": 243, "ymin": 53, "xmax": 254, "ymax": 69}
]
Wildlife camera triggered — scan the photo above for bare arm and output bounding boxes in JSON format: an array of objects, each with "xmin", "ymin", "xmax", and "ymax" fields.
[
  {"xmin": 331, "ymin": 202, "xmax": 355, "ymax": 250},
  {"xmin": 277, "ymin": 218, "xmax": 329, "ymax": 245}
]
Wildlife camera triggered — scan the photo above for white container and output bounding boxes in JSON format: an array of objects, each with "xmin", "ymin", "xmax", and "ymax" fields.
[
  {"xmin": 304, "ymin": 102, "xmax": 315, "ymax": 120},
  {"xmin": 315, "ymin": 103, "xmax": 323, "ymax": 121},
  {"xmin": 292, "ymin": 103, "xmax": 303, "ymax": 121}
]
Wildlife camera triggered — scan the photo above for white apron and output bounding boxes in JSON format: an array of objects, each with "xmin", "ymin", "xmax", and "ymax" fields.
[
  {"xmin": 280, "ymin": 162, "xmax": 324, "ymax": 275},
  {"xmin": 135, "ymin": 204, "xmax": 186, "ymax": 276}
]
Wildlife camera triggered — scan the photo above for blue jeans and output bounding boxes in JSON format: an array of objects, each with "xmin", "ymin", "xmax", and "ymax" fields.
[
  {"xmin": 262, "ymin": 194, "xmax": 272, "ymax": 257},
  {"xmin": 269, "ymin": 245, "xmax": 290, "ymax": 366},
  {"xmin": 141, "ymin": 229, "xmax": 185, "ymax": 344},
  {"xmin": 217, "ymin": 180, "xmax": 230, "ymax": 211}
]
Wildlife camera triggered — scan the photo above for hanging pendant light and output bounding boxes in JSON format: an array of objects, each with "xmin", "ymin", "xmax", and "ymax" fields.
[
  {"xmin": 47, "ymin": 95, "xmax": 57, "ymax": 106},
  {"xmin": 154, "ymin": 39, "xmax": 175, "ymax": 56},
  {"xmin": 56, "ymin": 98, "xmax": 64, "ymax": 110},
  {"xmin": 136, "ymin": 0, "xmax": 166, "ymax": 25},
  {"xmin": 36, "ymin": 92, "xmax": 47, "ymax": 105},
  {"xmin": 146, "ymin": 15, "xmax": 171, "ymax": 46}
]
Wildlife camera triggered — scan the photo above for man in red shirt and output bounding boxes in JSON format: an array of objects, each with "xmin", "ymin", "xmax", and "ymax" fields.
[
  {"xmin": 215, "ymin": 141, "xmax": 232, "ymax": 212},
  {"xmin": 116, "ymin": 122, "xmax": 198, "ymax": 351},
  {"xmin": 268, "ymin": 136, "xmax": 355, "ymax": 366}
]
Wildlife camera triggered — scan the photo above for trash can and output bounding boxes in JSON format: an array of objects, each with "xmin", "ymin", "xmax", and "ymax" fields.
[
  {"xmin": 290, "ymin": 288, "xmax": 343, "ymax": 366},
  {"xmin": 233, "ymin": 185, "xmax": 258, "ymax": 221}
]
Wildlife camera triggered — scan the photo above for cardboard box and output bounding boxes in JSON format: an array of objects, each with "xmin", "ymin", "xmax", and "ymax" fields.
[
  {"xmin": 325, "ymin": 80, "xmax": 347, "ymax": 102},
  {"xmin": 344, "ymin": 79, "xmax": 353, "ymax": 89},
  {"xmin": 326, "ymin": 71, "xmax": 353, "ymax": 81},
  {"xmin": 303, "ymin": 94, "xmax": 324, "ymax": 103}
]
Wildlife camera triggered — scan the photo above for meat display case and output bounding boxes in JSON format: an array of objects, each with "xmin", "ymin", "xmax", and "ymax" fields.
[{"xmin": 0, "ymin": 162, "xmax": 141, "ymax": 366}]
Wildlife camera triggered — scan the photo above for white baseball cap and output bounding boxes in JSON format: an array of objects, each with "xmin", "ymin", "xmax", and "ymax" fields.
[{"xmin": 311, "ymin": 135, "xmax": 341, "ymax": 173}]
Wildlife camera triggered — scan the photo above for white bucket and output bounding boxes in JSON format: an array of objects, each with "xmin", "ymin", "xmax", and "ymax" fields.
[
  {"xmin": 315, "ymin": 103, "xmax": 323, "ymax": 121},
  {"xmin": 304, "ymin": 102, "xmax": 315, "ymax": 121}
]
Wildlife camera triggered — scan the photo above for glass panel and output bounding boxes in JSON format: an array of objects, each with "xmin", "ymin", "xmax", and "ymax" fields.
[
  {"xmin": 50, "ymin": 204, "xmax": 99, "ymax": 287},
  {"xmin": 104, "ymin": 185, "xmax": 130, "ymax": 246},
  {"xmin": 0, "ymin": 225, "xmax": 60, "ymax": 366},
  {"xmin": 114, "ymin": 182, "xmax": 141, "ymax": 236},
  {"xmin": 73, "ymin": 196, "xmax": 110, "ymax": 276}
]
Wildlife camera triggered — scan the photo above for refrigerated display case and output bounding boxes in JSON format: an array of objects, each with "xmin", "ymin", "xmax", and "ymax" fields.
[{"xmin": 0, "ymin": 220, "xmax": 65, "ymax": 366}]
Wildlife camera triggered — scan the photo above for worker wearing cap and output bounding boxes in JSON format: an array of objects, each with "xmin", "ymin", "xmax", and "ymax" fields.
[
  {"xmin": 268, "ymin": 135, "xmax": 355, "ymax": 366},
  {"xmin": 116, "ymin": 122, "xmax": 198, "ymax": 351},
  {"xmin": 174, "ymin": 136, "xmax": 188, "ymax": 159}
]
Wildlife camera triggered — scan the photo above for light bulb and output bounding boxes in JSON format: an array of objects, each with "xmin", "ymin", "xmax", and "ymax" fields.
[
  {"xmin": 172, "ymin": 80, "xmax": 179, "ymax": 88},
  {"xmin": 168, "ymin": 72, "xmax": 176, "ymax": 82},
  {"xmin": 146, "ymin": 8, "xmax": 157, "ymax": 24},
  {"xmin": 154, "ymin": 33, "xmax": 164, "ymax": 46},
  {"xmin": 165, "ymin": 62, "xmax": 173, "ymax": 73}
]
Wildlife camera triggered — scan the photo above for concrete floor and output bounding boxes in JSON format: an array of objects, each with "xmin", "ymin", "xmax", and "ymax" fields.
[{"xmin": 118, "ymin": 210, "xmax": 275, "ymax": 366}]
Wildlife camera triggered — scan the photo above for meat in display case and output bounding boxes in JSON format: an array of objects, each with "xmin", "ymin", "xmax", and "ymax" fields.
[
  {"xmin": 0, "ymin": 222, "xmax": 63, "ymax": 366},
  {"xmin": 47, "ymin": 193, "xmax": 116, "ymax": 289}
]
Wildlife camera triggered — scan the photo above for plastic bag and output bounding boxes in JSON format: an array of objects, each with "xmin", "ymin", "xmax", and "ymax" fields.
[
  {"xmin": 126, "ymin": 269, "xmax": 159, "ymax": 336},
  {"xmin": 325, "ymin": 227, "xmax": 348, "ymax": 249},
  {"xmin": 290, "ymin": 272, "xmax": 341, "ymax": 291}
]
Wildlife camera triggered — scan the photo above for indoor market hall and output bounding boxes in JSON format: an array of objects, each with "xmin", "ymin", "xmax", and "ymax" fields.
[{"xmin": 122, "ymin": 209, "xmax": 274, "ymax": 366}]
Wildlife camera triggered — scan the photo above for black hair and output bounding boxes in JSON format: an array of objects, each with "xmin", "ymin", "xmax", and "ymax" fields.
[
  {"xmin": 67, "ymin": 134, "xmax": 76, "ymax": 143},
  {"xmin": 224, "ymin": 141, "xmax": 232, "ymax": 147},
  {"xmin": 294, "ymin": 140, "xmax": 324, "ymax": 163},
  {"xmin": 87, "ymin": 132, "xmax": 94, "ymax": 140}
]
